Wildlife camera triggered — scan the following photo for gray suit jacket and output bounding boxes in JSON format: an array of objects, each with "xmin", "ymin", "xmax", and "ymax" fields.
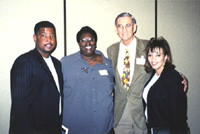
[{"xmin": 107, "ymin": 36, "xmax": 150, "ymax": 129}]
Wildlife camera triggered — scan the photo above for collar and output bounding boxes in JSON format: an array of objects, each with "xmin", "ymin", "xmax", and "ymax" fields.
[{"xmin": 120, "ymin": 37, "xmax": 136, "ymax": 50}]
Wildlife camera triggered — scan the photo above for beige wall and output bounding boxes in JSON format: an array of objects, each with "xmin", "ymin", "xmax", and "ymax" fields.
[
  {"xmin": 65, "ymin": 0, "xmax": 154, "ymax": 56},
  {"xmin": 158, "ymin": 1, "xmax": 200, "ymax": 133},
  {"xmin": 0, "ymin": 0, "xmax": 64, "ymax": 133},
  {"xmin": 0, "ymin": 0, "xmax": 199, "ymax": 133}
]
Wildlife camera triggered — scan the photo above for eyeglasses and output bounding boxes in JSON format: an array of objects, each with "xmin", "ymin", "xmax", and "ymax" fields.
[
  {"xmin": 116, "ymin": 23, "xmax": 133, "ymax": 30},
  {"xmin": 80, "ymin": 38, "xmax": 95, "ymax": 44}
]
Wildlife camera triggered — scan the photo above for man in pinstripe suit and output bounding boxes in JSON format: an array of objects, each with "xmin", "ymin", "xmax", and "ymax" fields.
[{"xmin": 9, "ymin": 21, "xmax": 63, "ymax": 134}]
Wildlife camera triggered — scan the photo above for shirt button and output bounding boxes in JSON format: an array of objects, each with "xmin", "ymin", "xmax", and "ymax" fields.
[{"xmin": 93, "ymin": 99, "xmax": 95, "ymax": 101}]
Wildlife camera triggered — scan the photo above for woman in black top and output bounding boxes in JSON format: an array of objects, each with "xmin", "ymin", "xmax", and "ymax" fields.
[{"xmin": 143, "ymin": 37, "xmax": 189, "ymax": 134}]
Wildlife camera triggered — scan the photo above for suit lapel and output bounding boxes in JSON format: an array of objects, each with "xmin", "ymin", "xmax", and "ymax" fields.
[
  {"xmin": 109, "ymin": 39, "xmax": 147, "ymax": 91},
  {"xmin": 130, "ymin": 37, "xmax": 147, "ymax": 88},
  {"xmin": 34, "ymin": 49, "xmax": 59, "ymax": 91},
  {"xmin": 111, "ymin": 39, "xmax": 145, "ymax": 90},
  {"xmin": 110, "ymin": 43, "xmax": 127, "ymax": 90},
  {"xmin": 111, "ymin": 43, "xmax": 120, "ymax": 71},
  {"xmin": 52, "ymin": 57, "xmax": 63, "ymax": 93}
]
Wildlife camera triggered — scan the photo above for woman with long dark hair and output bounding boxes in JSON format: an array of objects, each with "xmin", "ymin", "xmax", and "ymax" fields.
[{"xmin": 143, "ymin": 37, "xmax": 189, "ymax": 134}]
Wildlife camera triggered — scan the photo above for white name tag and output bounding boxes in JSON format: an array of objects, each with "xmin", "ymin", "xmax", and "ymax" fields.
[
  {"xmin": 99, "ymin": 70, "xmax": 108, "ymax": 75},
  {"xmin": 136, "ymin": 55, "xmax": 145, "ymax": 65}
]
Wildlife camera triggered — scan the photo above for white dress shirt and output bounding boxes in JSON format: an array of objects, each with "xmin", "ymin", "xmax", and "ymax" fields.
[{"xmin": 117, "ymin": 38, "xmax": 137, "ymax": 85}]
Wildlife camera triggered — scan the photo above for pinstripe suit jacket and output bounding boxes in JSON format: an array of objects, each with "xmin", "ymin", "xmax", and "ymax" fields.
[
  {"xmin": 107, "ymin": 36, "xmax": 151, "ymax": 129},
  {"xmin": 10, "ymin": 48, "xmax": 63, "ymax": 134}
]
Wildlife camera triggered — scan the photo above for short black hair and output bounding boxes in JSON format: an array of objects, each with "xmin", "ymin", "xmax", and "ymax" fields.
[
  {"xmin": 76, "ymin": 26, "xmax": 97, "ymax": 43},
  {"xmin": 34, "ymin": 21, "xmax": 56, "ymax": 35}
]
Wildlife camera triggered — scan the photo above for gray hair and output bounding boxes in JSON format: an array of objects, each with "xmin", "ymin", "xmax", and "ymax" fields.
[{"xmin": 115, "ymin": 12, "xmax": 136, "ymax": 25}]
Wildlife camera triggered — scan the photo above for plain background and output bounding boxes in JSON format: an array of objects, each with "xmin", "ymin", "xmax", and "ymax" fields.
[{"xmin": 0, "ymin": 0, "xmax": 199, "ymax": 133}]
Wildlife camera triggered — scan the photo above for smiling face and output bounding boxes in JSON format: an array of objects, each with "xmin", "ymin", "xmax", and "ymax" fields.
[
  {"xmin": 78, "ymin": 32, "xmax": 96, "ymax": 58},
  {"xmin": 115, "ymin": 16, "xmax": 137, "ymax": 46},
  {"xmin": 148, "ymin": 48, "xmax": 167, "ymax": 75},
  {"xmin": 33, "ymin": 27, "xmax": 57, "ymax": 58}
]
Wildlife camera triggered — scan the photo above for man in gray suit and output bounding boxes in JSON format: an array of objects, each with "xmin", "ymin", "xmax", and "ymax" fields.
[
  {"xmin": 107, "ymin": 12, "xmax": 188, "ymax": 134},
  {"xmin": 107, "ymin": 12, "xmax": 149, "ymax": 134}
]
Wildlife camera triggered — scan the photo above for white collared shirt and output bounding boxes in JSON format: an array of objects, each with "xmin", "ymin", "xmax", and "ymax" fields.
[{"xmin": 117, "ymin": 38, "xmax": 137, "ymax": 84}]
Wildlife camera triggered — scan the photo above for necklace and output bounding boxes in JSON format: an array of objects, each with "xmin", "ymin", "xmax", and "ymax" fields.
[{"xmin": 82, "ymin": 54, "xmax": 97, "ymax": 63}]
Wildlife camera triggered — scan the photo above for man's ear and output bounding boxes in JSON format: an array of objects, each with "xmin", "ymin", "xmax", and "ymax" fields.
[
  {"xmin": 115, "ymin": 25, "xmax": 119, "ymax": 35},
  {"xmin": 33, "ymin": 34, "xmax": 36, "ymax": 42},
  {"xmin": 133, "ymin": 24, "xmax": 137, "ymax": 34}
]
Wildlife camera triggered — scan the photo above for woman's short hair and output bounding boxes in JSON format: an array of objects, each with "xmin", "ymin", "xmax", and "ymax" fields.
[{"xmin": 76, "ymin": 26, "xmax": 97, "ymax": 43}]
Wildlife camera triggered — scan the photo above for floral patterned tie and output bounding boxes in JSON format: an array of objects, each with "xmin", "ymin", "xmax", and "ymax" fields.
[{"xmin": 122, "ymin": 49, "xmax": 130, "ymax": 90}]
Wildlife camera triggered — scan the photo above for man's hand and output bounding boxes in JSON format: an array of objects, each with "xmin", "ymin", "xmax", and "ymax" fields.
[{"xmin": 180, "ymin": 73, "xmax": 188, "ymax": 92}]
